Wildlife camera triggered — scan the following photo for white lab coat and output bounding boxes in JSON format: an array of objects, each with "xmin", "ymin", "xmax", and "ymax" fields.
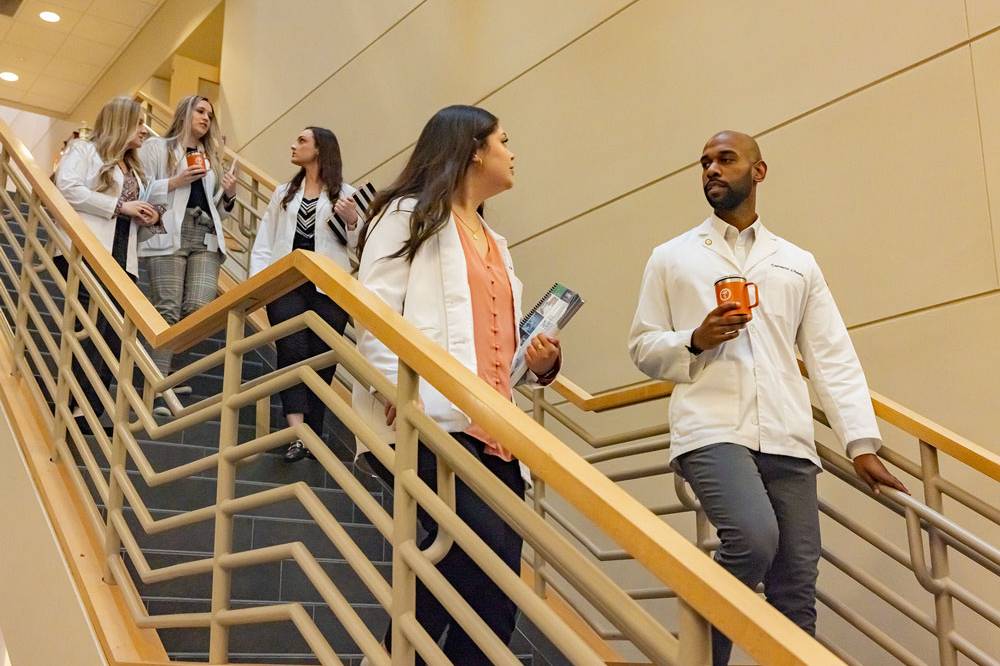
[
  {"xmin": 137, "ymin": 137, "xmax": 228, "ymax": 257},
  {"xmin": 628, "ymin": 217, "xmax": 881, "ymax": 466},
  {"xmin": 54, "ymin": 139, "xmax": 167, "ymax": 276},
  {"xmin": 352, "ymin": 197, "xmax": 538, "ymax": 454},
  {"xmin": 248, "ymin": 181, "xmax": 360, "ymax": 293}
]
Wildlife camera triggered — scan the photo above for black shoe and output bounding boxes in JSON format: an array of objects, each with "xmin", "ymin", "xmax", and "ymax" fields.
[
  {"xmin": 284, "ymin": 440, "xmax": 309, "ymax": 463},
  {"xmin": 73, "ymin": 414, "xmax": 113, "ymax": 437}
]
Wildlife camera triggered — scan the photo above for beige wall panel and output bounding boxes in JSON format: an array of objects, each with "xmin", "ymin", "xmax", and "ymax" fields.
[
  {"xmin": 758, "ymin": 47, "xmax": 995, "ymax": 326},
  {"xmin": 483, "ymin": 0, "xmax": 967, "ymax": 245},
  {"xmin": 851, "ymin": 293, "xmax": 1000, "ymax": 450},
  {"xmin": 972, "ymin": 32, "xmax": 1000, "ymax": 280},
  {"xmin": 967, "ymin": 0, "xmax": 1000, "ymax": 35},
  {"xmin": 511, "ymin": 48, "xmax": 994, "ymax": 391},
  {"xmin": 510, "ymin": 163, "xmax": 704, "ymax": 390},
  {"xmin": 0, "ymin": 405, "xmax": 105, "ymax": 666},
  {"xmin": 219, "ymin": 0, "xmax": 421, "ymax": 149},
  {"xmin": 232, "ymin": 0, "xmax": 634, "ymax": 183}
]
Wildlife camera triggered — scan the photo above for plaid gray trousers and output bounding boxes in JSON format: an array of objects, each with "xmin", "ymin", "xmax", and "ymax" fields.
[{"xmin": 145, "ymin": 207, "xmax": 222, "ymax": 375}]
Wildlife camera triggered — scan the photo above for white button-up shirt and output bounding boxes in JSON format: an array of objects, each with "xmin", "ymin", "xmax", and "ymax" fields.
[{"xmin": 629, "ymin": 215, "xmax": 880, "ymax": 467}]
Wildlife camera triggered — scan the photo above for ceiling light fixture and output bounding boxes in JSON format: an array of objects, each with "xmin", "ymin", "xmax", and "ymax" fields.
[
  {"xmin": 0, "ymin": 72, "xmax": 19, "ymax": 82},
  {"xmin": 39, "ymin": 11, "xmax": 61, "ymax": 23}
]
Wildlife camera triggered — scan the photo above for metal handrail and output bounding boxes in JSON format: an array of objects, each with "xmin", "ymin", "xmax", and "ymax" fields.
[{"xmin": 517, "ymin": 369, "xmax": 1000, "ymax": 665}]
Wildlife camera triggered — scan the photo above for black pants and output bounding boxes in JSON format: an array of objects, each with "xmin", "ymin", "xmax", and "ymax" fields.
[
  {"xmin": 266, "ymin": 282, "xmax": 350, "ymax": 436},
  {"xmin": 366, "ymin": 433, "xmax": 526, "ymax": 665},
  {"xmin": 53, "ymin": 216, "xmax": 134, "ymax": 419}
]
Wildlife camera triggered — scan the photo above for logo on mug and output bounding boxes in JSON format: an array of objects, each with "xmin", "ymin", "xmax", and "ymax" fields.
[{"xmin": 719, "ymin": 287, "xmax": 733, "ymax": 301}]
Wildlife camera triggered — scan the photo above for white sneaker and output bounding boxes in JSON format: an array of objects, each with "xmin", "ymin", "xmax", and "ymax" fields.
[
  {"xmin": 152, "ymin": 397, "xmax": 171, "ymax": 417},
  {"xmin": 172, "ymin": 384, "xmax": 193, "ymax": 395}
]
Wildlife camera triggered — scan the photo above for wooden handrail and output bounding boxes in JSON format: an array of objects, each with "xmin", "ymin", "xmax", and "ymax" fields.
[{"xmin": 551, "ymin": 360, "xmax": 1000, "ymax": 483}]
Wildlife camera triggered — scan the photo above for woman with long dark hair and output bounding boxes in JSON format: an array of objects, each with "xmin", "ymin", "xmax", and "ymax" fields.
[
  {"xmin": 139, "ymin": 95, "xmax": 237, "ymax": 414},
  {"xmin": 354, "ymin": 105, "xmax": 561, "ymax": 664},
  {"xmin": 250, "ymin": 127, "xmax": 360, "ymax": 462}
]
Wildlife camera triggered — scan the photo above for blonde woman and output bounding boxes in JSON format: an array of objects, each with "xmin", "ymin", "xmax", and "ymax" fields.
[
  {"xmin": 139, "ymin": 95, "xmax": 237, "ymax": 412},
  {"xmin": 54, "ymin": 96, "xmax": 162, "ymax": 433}
]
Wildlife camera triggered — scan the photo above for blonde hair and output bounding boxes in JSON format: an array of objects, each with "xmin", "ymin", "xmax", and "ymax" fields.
[
  {"xmin": 163, "ymin": 95, "xmax": 224, "ymax": 180},
  {"xmin": 91, "ymin": 96, "xmax": 145, "ymax": 193}
]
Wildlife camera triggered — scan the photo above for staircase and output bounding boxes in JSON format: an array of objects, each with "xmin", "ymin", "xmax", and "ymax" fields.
[{"xmin": 0, "ymin": 200, "xmax": 543, "ymax": 664}]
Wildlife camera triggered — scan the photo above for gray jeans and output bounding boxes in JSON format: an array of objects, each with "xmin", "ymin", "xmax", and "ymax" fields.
[{"xmin": 676, "ymin": 443, "xmax": 821, "ymax": 666}]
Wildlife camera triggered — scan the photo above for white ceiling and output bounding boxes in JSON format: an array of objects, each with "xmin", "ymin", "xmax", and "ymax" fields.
[{"xmin": 0, "ymin": 0, "xmax": 164, "ymax": 118}]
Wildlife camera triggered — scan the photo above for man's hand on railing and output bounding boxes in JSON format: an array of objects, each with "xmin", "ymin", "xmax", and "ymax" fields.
[{"xmin": 853, "ymin": 453, "xmax": 909, "ymax": 495}]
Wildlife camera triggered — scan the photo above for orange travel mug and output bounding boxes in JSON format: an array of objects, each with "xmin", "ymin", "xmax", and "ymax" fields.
[
  {"xmin": 185, "ymin": 152, "xmax": 207, "ymax": 171},
  {"xmin": 714, "ymin": 276, "xmax": 759, "ymax": 319}
]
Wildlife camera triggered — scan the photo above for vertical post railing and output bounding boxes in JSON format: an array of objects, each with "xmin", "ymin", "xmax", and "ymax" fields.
[
  {"xmin": 919, "ymin": 440, "xmax": 958, "ymax": 666},
  {"xmin": 104, "ymin": 318, "xmax": 137, "ymax": 581},
  {"xmin": 11, "ymin": 192, "xmax": 40, "ymax": 374},
  {"xmin": 209, "ymin": 307, "xmax": 247, "ymax": 663},
  {"xmin": 529, "ymin": 386, "xmax": 548, "ymax": 598},
  {"xmin": 390, "ymin": 361, "xmax": 420, "ymax": 666},
  {"xmin": 677, "ymin": 599, "xmax": 712, "ymax": 666},
  {"xmin": 51, "ymin": 244, "xmax": 83, "ymax": 460}
]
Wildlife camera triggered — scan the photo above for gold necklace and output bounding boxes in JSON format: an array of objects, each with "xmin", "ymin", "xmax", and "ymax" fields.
[{"xmin": 453, "ymin": 209, "xmax": 482, "ymax": 240}]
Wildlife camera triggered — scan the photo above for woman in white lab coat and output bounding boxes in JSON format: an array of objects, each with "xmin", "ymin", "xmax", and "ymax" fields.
[
  {"xmin": 54, "ymin": 96, "xmax": 162, "ymax": 433},
  {"xmin": 139, "ymin": 95, "xmax": 237, "ymax": 412},
  {"xmin": 355, "ymin": 105, "xmax": 560, "ymax": 665},
  {"xmin": 248, "ymin": 126, "xmax": 359, "ymax": 462}
]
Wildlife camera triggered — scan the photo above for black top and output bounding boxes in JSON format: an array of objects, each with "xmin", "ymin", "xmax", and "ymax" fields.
[
  {"xmin": 292, "ymin": 196, "xmax": 319, "ymax": 251},
  {"xmin": 185, "ymin": 147, "xmax": 211, "ymax": 215}
]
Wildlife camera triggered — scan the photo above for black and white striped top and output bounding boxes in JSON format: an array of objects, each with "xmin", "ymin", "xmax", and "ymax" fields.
[{"xmin": 292, "ymin": 196, "xmax": 318, "ymax": 251}]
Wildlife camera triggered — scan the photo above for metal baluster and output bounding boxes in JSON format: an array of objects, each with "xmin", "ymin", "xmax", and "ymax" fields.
[
  {"xmin": 391, "ymin": 362, "xmax": 420, "ymax": 666},
  {"xmin": 530, "ymin": 386, "xmax": 548, "ymax": 598},
  {"xmin": 51, "ymin": 244, "xmax": 83, "ymax": 460},
  {"xmin": 11, "ymin": 192, "xmax": 41, "ymax": 374},
  {"xmin": 919, "ymin": 441, "xmax": 958, "ymax": 666},
  {"xmin": 104, "ymin": 318, "xmax": 137, "ymax": 581},
  {"xmin": 209, "ymin": 307, "xmax": 247, "ymax": 663}
]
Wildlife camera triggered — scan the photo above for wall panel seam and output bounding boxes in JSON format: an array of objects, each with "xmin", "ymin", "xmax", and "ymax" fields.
[
  {"xmin": 965, "ymin": 41, "xmax": 1000, "ymax": 283},
  {"xmin": 352, "ymin": 0, "xmax": 644, "ymax": 183},
  {"xmin": 234, "ymin": 0, "xmax": 429, "ymax": 153},
  {"xmin": 508, "ymin": 23, "xmax": 1000, "ymax": 249}
]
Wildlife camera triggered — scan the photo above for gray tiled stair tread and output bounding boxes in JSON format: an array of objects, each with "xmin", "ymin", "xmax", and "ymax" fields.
[
  {"xmin": 98, "ymin": 470, "xmax": 370, "ymax": 523},
  {"xmin": 113, "ymin": 507, "xmax": 388, "ymax": 562},
  {"xmin": 146, "ymin": 598, "xmax": 387, "ymax": 654},
  {"xmin": 127, "ymin": 552, "xmax": 388, "ymax": 607},
  {"xmin": 74, "ymin": 435, "xmax": 363, "ymax": 490}
]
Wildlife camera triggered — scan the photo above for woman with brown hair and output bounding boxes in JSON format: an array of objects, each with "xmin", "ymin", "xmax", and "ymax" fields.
[
  {"xmin": 355, "ymin": 105, "xmax": 561, "ymax": 664},
  {"xmin": 249, "ymin": 126, "xmax": 360, "ymax": 462}
]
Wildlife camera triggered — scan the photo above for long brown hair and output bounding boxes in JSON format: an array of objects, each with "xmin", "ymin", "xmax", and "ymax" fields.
[
  {"xmin": 91, "ymin": 97, "xmax": 145, "ymax": 193},
  {"xmin": 358, "ymin": 105, "xmax": 498, "ymax": 263},
  {"xmin": 280, "ymin": 127, "xmax": 344, "ymax": 213},
  {"xmin": 162, "ymin": 95, "xmax": 224, "ymax": 181}
]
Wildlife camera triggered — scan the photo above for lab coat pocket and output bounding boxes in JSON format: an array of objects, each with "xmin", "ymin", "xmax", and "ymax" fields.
[
  {"xmin": 668, "ymin": 359, "xmax": 739, "ymax": 441},
  {"xmin": 761, "ymin": 265, "xmax": 806, "ymax": 326},
  {"xmin": 781, "ymin": 370, "xmax": 815, "ymax": 444}
]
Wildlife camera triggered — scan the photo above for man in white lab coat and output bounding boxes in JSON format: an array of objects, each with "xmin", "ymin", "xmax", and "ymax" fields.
[{"xmin": 628, "ymin": 131, "xmax": 908, "ymax": 665}]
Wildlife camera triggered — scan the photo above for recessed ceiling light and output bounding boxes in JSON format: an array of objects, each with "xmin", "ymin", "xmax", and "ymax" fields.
[
  {"xmin": 0, "ymin": 72, "xmax": 19, "ymax": 82},
  {"xmin": 39, "ymin": 11, "xmax": 61, "ymax": 23}
]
